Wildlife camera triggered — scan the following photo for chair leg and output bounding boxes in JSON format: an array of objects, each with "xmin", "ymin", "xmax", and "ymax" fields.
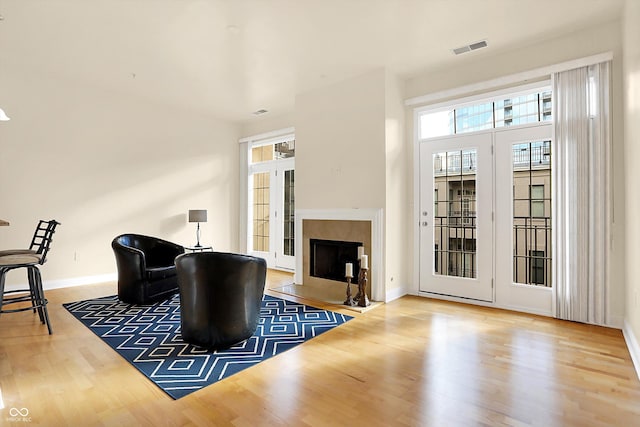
[
  {"xmin": 28, "ymin": 267, "xmax": 42, "ymax": 318},
  {"xmin": 0, "ymin": 268, "xmax": 6, "ymax": 317},
  {"xmin": 0, "ymin": 265, "xmax": 52, "ymax": 334},
  {"xmin": 32, "ymin": 267, "xmax": 52, "ymax": 335}
]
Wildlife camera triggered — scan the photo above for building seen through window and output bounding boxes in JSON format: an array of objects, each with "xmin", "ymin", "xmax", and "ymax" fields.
[
  {"xmin": 431, "ymin": 140, "xmax": 551, "ymax": 287},
  {"xmin": 419, "ymin": 89, "xmax": 552, "ymax": 139}
]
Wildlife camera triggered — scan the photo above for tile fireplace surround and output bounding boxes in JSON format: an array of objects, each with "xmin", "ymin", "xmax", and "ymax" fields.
[{"xmin": 294, "ymin": 209, "xmax": 384, "ymax": 302}]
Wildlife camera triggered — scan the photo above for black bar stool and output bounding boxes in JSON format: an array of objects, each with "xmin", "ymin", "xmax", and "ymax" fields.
[{"xmin": 0, "ymin": 220, "xmax": 60, "ymax": 334}]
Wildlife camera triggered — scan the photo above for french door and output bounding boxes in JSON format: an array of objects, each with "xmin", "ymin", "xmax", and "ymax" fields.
[
  {"xmin": 275, "ymin": 161, "xmax": 295, "ymax": 270},
  {"xmin": 419, "ymin": 132, "xmax": 493, "ymax": 302},
  {"xmin": 494, "ymin": 125, "xmax": 552, "ymax": 315},
  {"xmin": 419, "ymin": 124, "xmax": 553, "ymax": 314},
  {"xmin": 248, "ymin": 158, "xmax": 295, "ymax": 270}
]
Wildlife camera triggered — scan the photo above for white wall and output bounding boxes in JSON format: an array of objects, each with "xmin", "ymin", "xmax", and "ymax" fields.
[
  {"xmin": 404, "ymin": 20, "xmax": 626, "ymax": 326},
  {"xmin": 240, "ymin": 113, "xmax": 295, "ymax": 139},
  {"xmin": 406, "ymin": 21, "xmax": 623, "ymax": 99},
  {"xmin": 0, "ymin": 66, "xmax": 240, "ymax": 288},
  {"xmin": 295, "ymin": 69, "xmax": 386, "ymax": 210},
  {"xmin": 293, "ymin": 68, "xmax": 410, "ymax": 300},
  {"xmin": 623, "ymin": 0, "xmax": 640, "ymax": 371},
  {"xmin": 384, "ymin": 71, "xmax": 409, "ymax": 299}
]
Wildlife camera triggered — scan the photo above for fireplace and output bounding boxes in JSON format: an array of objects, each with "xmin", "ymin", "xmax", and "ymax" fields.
[
  {"xmin": 294, "ymin": 209, "xmax": 383, "ymax": 303},
  {"xmin": 296, "ymin": 210, "xmax": 383, "ymax": 302},
  {"xmin": 310, "ymin": 239, "xmax": 362, "ymax": 284}
]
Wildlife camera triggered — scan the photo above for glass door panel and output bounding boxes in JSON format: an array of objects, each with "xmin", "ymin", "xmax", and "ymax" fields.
[
  {"xmin": 495, "ymin": 125, "xmax": 553, "ymax": 316},
  {"xmin": 512, "ymin": 140, "xmax": 552, "ymax": 287},
  {"xmin": 433, "ymin": 149, "xmax": 477, "ymax": 279},
  {"xmin": 420, "ymin": 132, "xmax": 493, "ymax": 302},
  {"xmin": 283, "ymin": 170, "xmax": 295, "ymax": 257},
  {"xmin": 251, "ymin": 171, "xmax": 271, "ymax": 254},
  {"xmin": 275, "ymin": 162, "xmax": 295, "ymax": 270}
]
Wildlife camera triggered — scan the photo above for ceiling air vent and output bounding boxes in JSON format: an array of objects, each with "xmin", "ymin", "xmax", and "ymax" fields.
[{"xmin": 452, "ymin": 40, "xmax": 488, "ymax": 55}]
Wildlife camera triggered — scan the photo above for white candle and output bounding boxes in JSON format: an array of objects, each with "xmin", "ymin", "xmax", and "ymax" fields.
[
  {"xmin": 345, "ymin": 263, "xmax": 353, "ymax": 278},
  {"xmin": 361, "ymin": 254, "xmax": 368, "ymax": 270},
  {"xmin": 357, "ymin": 246, "xmax": 365, "ymax": 260}
]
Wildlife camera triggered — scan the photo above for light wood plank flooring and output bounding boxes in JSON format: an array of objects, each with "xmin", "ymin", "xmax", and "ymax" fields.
[{"xmin": 1, "ymin": 270, "xmax": 639, "ymax": 426}]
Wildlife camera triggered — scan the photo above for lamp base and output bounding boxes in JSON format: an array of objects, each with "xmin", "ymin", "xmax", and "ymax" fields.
[{"xmin": 195, "ymin": 222, "xmax": 202, "ymax": 247}]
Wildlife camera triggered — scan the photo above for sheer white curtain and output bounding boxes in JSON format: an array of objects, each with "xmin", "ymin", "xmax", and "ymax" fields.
[{"xmin": 552, "ymin": 61, "xmax": 611, "ymax": 324}]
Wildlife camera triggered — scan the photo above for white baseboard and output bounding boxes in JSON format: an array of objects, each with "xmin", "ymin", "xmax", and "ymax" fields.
[
  {"xmin": 623, "ymin": 321, "xmax": 640, "ymax": 381},
  {"xmin": 385, "ymin": 284, "xmax": 407, "ymax": 303},
  {"xmin": 607, "ymin": 314, "xmax": 624, "ymax": 330},
  {"xmin": 4, "ymin": 273, "xmax": 117, "ymax": 292}
]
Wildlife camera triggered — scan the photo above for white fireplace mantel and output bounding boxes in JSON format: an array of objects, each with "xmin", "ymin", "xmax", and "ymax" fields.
[{"xmin": 295, "ymin": 208, "xmax": 384, "ymax": 302}]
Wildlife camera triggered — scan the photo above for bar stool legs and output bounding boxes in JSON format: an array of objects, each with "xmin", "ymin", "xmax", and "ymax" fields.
[{"xmin": 0, "ymin": 265, "xmax": 52, "ymax": 335}]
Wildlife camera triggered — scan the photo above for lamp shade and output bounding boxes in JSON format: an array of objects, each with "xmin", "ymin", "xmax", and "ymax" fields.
[
  {"xmin": 0, "ymin": 108, "xmax": 10, "ymax": 121},
  {"xmin": 188, "ymin": 209, "xmax": 207, "ymax": 223}
]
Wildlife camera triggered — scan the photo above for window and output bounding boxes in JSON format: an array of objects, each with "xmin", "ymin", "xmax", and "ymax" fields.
[
  {"xmin": 282, "ymin": 170, "xmax": 295, "ymax": 256},
  {"xmin": 455, "ymin": 102, "xmax": 493, "ymax": 134},
  {"xmin": 420, "ymin": 110, "xmax": 454, "ymax": 139},
  {"xmin": 448, "ymin": 238, "xmax": 476, "ymax": 278},
  {"xmin": 251, "ymin": 144, "xmax": 274, "ymax": 163},
  {"xmin": 462, "ymin": 198, "xmax": 471, "ymax": 225},
  {"xmin": 250, "ymin": 140, "xmax": 296, "ymax": 164},
  {"xmin": 512, "ymin": 141, "xmax": 552, "ymax": 287},
  {"xmin": 245, "ymin": 130, "xmax": 296, "ymax": 270},
  {"xmin": 531, "ymin": 185, "xmax": 545, "ymax": 218},
  {"xmin": 495, "ymin": 93, "xmax": 541, "ymax": 127},
  {"xmin": 434, "ymin": 148, "xmax": 478, "ymax": 279},
  {"xmin": 434, "ymin": 189, "xmax": 439, "ymax": 216},
  {"xmin": 541, "ymin": 91, "xmax": 552, "ymax": 121},
  {"xmin": 252, "ymin": 172, "xmax": 270, "ymax": 252},
  {"xmin": 529, "ymin": 250, "xmax": 546, "ymax": 285},
  {"xmin": 419, "ymin": 88, "xmax": 552, "ymax": 139}
]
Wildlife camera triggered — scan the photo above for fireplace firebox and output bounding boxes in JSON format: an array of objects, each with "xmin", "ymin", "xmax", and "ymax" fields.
[{"xmin": 310, "ymin": 239, "xmax": 362, "ymax": 284}]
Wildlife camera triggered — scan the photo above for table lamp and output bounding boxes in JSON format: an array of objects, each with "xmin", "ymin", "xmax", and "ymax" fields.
[{"xmin": 188, "ymin": 209, "xmax": 207, "ymax": 247}]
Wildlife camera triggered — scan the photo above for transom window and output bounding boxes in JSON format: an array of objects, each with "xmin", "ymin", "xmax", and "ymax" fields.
[
  {"xmin": 419, "ymin": 89, "xmax": 552, "ymax": 139},
  {"xmin": 251, "ymin": 140, "xmax": 295, "ymax": 164}
]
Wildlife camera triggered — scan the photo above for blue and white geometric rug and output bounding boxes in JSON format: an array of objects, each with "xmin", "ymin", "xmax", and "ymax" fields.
[{"xmin": 63, "ymin": 294, "xmax": 353, "ymax": 399}]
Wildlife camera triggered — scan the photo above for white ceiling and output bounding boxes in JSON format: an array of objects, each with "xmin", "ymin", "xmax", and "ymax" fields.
[{"xmin": 0, "ymin": 0, "xmax": 624, "ymax": 123}]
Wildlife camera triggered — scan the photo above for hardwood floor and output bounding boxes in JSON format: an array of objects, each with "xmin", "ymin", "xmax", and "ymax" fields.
[{"xmin": 1, "ymin": 270, "xmax": 639, "ymax": 426}]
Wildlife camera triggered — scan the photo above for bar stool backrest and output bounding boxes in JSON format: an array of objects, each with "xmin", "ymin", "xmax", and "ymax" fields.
[
  {"xmin": 28, "ymin": 220, "xmax": 52, "ymax": 253},
  {"xmin": 33, "ymin": 220, "xmax": 61, "ymax": 264}
]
